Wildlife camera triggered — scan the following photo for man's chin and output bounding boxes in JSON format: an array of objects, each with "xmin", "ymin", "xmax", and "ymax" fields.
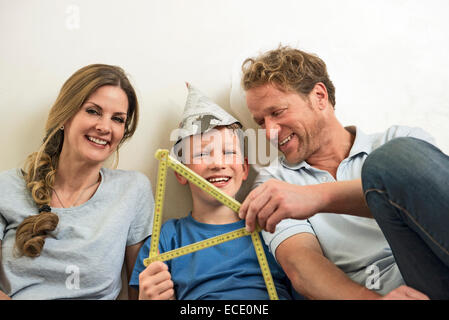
[{"xmin": 282, "ymin": 151, "xmax": 306, "ymax": 165}]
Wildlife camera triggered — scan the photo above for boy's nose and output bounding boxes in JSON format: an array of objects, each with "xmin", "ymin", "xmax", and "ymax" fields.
[{"xmin": 209, "ymin": 153, "xmax": 226, "ymax": 169}]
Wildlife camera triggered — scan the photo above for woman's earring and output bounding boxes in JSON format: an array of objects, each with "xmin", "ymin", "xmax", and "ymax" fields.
[{"xmin": 60, "ymin": 125, "xmax": 64, "ymax": 130}]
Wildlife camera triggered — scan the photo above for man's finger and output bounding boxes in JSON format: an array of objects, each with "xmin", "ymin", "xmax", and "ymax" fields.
[
  {"xmin": 265, "ymin": 207, "xmax": 285, "ymax": 233},
  {"xmin": 239, "ymin": 184, "xmax": 266, "ymax": 219},
  {"xmin": 256, "ymin": 196, "xmax": 279, "ymax": 231}
]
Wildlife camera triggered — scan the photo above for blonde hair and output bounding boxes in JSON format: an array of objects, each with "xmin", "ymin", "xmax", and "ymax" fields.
[
  {"xmin": 241, "ymin": 45, "xmax": 336, "ymax": 107},
  {"xmin": 16, "ymin": 64, "xmax": 139, "ymax": 257}
]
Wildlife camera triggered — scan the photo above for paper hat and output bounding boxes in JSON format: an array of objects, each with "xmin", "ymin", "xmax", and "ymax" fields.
[{"xmin": 173, "ymin": 83, "xmax": 241, "ymax": 145}]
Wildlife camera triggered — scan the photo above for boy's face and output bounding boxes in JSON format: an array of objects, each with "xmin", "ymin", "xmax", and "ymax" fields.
[{"xmin": 176, "ymin": 127, "xmax": 249, "ymax": 206}]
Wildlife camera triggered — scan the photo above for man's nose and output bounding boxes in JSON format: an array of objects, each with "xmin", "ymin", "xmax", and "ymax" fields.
[{"xmin": 264, "ymin": 119, "xmax": 280, "ymax": 143}]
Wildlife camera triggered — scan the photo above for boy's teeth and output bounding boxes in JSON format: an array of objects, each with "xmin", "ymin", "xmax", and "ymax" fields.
[
  {"xmin": 280, "ymin": 134, "xmax": 293, "ymax": 146},
  {"xmin": 207, "ymin": 177, "xmax": 230, "ymax": 183},
  {"xmin": 88, "ymin": 136, "xmax": 107, "ymax": 145}
]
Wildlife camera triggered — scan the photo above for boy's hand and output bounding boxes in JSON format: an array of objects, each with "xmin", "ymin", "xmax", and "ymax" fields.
[{"xmin": 138, "ymin": 261, "xmax": 175, "ymax": 300}]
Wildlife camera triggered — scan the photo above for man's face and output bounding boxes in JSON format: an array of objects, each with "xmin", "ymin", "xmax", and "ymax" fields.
[{"xmin": 246, "ymin": 83, "xmax": 324, "ymax": 164}]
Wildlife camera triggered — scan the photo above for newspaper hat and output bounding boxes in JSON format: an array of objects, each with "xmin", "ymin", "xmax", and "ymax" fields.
[
  {"xmin": 171, "ymin": 83, "xmax": 242, "ymax": 160},
  {"xmin": 174, "ymin": 82, "xmax": 241, "ymax": 139}
]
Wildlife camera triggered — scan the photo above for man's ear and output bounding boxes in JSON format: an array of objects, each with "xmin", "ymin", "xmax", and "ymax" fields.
[
  {"xmin": 312, "ymin": 82, "xmax": 329, "ymax": 110},
  {"xmin": 242, "ymin": 157, "xmax": 249, "ymax": 181},
  {"xmin": 174, "ymin": 171, "xmax": 188, "ymax": 185}
]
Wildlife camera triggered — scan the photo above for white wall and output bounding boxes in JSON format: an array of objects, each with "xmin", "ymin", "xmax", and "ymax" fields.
[{"xmin": 1, "ymin": 0, "xmax": 448, "ymax": 221}]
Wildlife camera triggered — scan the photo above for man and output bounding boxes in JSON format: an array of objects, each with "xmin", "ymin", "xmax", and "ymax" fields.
[{"xmin": 238, "ymin": 46, "xmax": 437, "ymax": 299}]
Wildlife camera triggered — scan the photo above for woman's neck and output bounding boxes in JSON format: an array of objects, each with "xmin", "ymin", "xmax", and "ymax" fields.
[{"xmin": 53, "ymin": 153, "xmax": 102, "ymax": 194}]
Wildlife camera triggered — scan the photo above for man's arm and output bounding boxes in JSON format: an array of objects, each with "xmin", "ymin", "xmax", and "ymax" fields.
[
  {"xmin": 276, "ymin": 233, "xmax": 380, "ymax": 300},
  {"xmin": 276, "ymin": 234, "xmax": 429, "ymax": 300},
  {"xmin": 240, "ymin": 179, "xmax": 372, "ymax": 233}
]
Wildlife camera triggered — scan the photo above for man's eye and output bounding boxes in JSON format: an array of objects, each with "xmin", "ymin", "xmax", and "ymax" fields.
[{"xmin": 272, "ymin": 109, "xmax": 284, "ymax": 117}]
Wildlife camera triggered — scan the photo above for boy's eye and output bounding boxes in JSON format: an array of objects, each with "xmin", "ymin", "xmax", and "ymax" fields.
[{"xmin": 193, "ymin": 152, "xmax": 209, "ymax": 158}]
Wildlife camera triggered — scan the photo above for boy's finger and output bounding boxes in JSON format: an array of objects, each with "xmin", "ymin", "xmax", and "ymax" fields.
[{"xmin": 144, "ymin": 261, "xmax": 168, "ymax": 276}]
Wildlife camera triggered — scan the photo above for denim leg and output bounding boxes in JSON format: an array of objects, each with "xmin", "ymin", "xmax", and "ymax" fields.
[{"xmin": 362, "ymin": 137, "xmax": 449, "ymax": 299}]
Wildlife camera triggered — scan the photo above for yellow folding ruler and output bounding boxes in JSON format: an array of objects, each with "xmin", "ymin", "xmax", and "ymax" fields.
[{"xmin": 144, "ymin": 149, "xmax": 279, "ymax": 300}]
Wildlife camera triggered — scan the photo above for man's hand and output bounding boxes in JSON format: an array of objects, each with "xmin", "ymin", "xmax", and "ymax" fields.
[
  {"xmin": 239, "ymin": 179, "xmax": 323, "ymax": 233},
  {"xmin": 138, "ymin": 261, "xmax": 175, "ymax": 300},
  {"xmin": 380, "ymin": 285, "xmax": 429, "ymax": 300},
  {"xmin": 239, "ymin": 178, "xmax": 372, "ymax": 233}
]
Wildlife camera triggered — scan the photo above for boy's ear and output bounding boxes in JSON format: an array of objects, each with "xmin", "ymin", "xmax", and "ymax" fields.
[
  {"xmin": 174, "ymin": 171, "xmax": 188, "ymax": 185},
  {"xmin": 242, "ymin": 157, "xmax": 249, "ymax": 181}
]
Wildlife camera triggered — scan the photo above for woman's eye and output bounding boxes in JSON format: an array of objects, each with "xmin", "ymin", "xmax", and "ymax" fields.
[
  {"xmin": 113, "ymin": 117, "xmax": 125, "ymax": 124},
  {"xmin": 86, "ymin": 108, "xmax": 99, "ymax": 115}
]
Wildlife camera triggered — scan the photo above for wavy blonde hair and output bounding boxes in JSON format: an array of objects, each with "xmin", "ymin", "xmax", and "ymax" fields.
[
  {"xmin": 16, "ymin": 64, "xmax": 139, "ymax": 257},
  {"xmin": 241, "ymin": 45, "xmax": 336, "ymax": 108}
]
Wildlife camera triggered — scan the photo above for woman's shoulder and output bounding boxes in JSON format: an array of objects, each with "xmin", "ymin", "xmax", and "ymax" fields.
[
  {"xmin": 0, "ymin": 168, "xmax": 29, "ymax": 207},
  {"xmin": 0, "ymin": 168, "xmax": 25, "ymax": 188}
]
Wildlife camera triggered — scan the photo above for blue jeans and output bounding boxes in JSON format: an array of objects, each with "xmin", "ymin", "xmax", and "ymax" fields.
[{"xmin": 362, "ymin": 137, "xmax": 449, "ymax": 299}]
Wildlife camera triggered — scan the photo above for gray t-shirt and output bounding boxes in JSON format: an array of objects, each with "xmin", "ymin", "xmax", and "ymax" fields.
[
  {"xmin": 0, "ymin": 168, "xmax": 154, "ymax": 299},
  {"xmin": 255, "ymin": 125, "xmax": 435, "ymax": 295}
]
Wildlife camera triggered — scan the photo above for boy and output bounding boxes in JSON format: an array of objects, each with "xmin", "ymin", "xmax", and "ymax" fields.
[{"xmin": 129, "ymin": 84, "xmax": 296, "ymax": 300}]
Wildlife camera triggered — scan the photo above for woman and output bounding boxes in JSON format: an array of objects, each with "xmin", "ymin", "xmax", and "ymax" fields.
[{"xmin": 0, "ymin": 64, "xmax": 153, "ymax": 299}]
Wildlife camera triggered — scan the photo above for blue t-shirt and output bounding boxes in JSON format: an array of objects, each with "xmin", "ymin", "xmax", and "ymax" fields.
[{"xmin": 130, "ymin": 214, "xmax": 297, "ymax": 300}]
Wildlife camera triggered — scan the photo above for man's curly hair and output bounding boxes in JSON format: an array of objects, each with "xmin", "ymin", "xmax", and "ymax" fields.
[{"xmin": 241, "ymin": 45, "xmax": 336, "ymax": 108}]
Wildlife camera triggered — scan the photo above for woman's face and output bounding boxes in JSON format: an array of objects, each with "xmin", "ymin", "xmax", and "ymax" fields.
[{"xmin": 62, "ymin": 85, "xmax": 129, "ymax": 166}]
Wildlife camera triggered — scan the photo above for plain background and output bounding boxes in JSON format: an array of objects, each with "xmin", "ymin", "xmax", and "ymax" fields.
[{"xmin": 1, "ymin": 0, "xmax": 448, "ymax": 222}]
